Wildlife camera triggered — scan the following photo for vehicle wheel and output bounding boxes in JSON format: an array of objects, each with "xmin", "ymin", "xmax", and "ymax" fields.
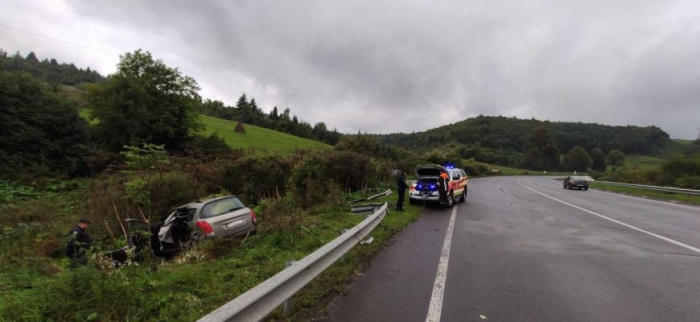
[
  {"xmin": 409, "ymin": 199, "xmax": 416, "ymax": 205},
  {"xmin": 584, "ymin": 187, "xmax": 589, "ymax": 191},
  {"xmin": 460, "ymin": 189, "xmax": 467, "ymax": 202},
  {"xmin": 447, "ymin": 193, "xmax": 454, "ymax": 207}
]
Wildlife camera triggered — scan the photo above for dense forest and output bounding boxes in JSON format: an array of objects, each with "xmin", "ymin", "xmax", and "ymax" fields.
[
  {"xmin": 375, "ymin": 115, "xmax": 670, "ymax": 155},
  {"xmin": 0, "ymin": 49, "xmax": 104, "ymax": 86}
]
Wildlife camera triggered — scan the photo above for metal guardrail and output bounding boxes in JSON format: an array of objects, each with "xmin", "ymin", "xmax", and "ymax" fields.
[
  {"xmin": 197, "ymin": 202, "xmax": 390, "ymax": 322},
  {"xmin": 351, "ymin": 203, "xmax": 386, "ymax": 214},
  {"xmin": 592, "ymin": 181, "xmax": 700, "ymax": 196},
  {"xmin": 348, "ymin": 189, "xmax": 392, "ymax": 204}
]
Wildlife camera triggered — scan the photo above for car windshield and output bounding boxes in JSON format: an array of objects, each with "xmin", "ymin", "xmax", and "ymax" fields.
[{"xmin": 200, "ymin": 197, "xmax": 245, "ymax": 219}]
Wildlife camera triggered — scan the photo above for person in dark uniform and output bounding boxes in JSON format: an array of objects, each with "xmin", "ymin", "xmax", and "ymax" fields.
[
  {"xmin": 66, "ymin": 218, "xmax": 92, "ymax": 267},
  {"xmin": 396, "ymin": 171, "xmax": 408, "ymax": 211}
]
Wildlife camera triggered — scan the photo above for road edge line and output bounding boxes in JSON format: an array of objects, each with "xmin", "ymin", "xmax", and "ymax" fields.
[
  {"xmin": 517, "ymin": 179, "xmax": 700, "ymax": 255},
  {"xmin": 425, "ymin": 204, "xmax": 458, "ymax": 322}
]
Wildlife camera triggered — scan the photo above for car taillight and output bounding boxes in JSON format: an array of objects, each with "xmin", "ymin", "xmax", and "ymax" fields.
[
  {"xmin": 250, "ymin": 209, "xmax": 257, "ymax": 223},
  {"xmin": 195, "ymin": 221, "xmax": 215, "ymax": 237}
]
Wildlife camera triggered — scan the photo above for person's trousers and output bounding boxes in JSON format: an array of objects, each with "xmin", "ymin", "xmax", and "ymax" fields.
[{"xmin": 397, "ymin": 190, "xmax": 405, "ymax": 210}]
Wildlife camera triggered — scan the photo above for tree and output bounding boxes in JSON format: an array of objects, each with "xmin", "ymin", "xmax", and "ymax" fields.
[
  {"xmin": 249, "ymin": 98, "xmax": 259, "ymax": 114},
  {"xmin": 607, "ymin": 149, "xmax": 626, "ymax": 167},
  {"xmin": 88, "ymin": 49, "xmax": 202, "ymax": 151},
  {"xmin": 312, "ymin": 122, "xmax": 328, "ymax": 142},
  {"xmin": 565, "ymin": 146, "xmax": 592, "ymax": 172},
  {"xmin": 281, "ymin": 108, "xmax": 291, "ymax": 121},
  {"xmin": 25, "ymin": 51, "xmax": 38, "ymax": 61},
  {"xmin": 236, "ymin": 93, "xmax": 248, "ymax": 110},
  {"xmin": 335, "ymin": 134, "xmax": 382, "ymax": 156},
  {"xmin": 0, "ymin": 71, "xmax": 90, "ymax": 179},
  {"xmin": 270, "ymin": 106, "xmax": 279, "ymax": 120},
  {"xmin": 520, "ymin": 126, "xmax": 560, "ymax": 170},
  {"xmin": 590, "ymin": 148, "xmax": 606, "ymax": 171}
]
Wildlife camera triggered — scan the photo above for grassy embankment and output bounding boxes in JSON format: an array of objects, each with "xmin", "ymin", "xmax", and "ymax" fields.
[
  {"xmin": 3, "ymin": 112, "xmax": 414, "ymax": 321},
  {"xmin": 589, "ymin": 182, "xmax": 700, "ymax": 206},
  {"xmin": 0, "ymin": 183, "xmax": 423, "ymax": 321}
]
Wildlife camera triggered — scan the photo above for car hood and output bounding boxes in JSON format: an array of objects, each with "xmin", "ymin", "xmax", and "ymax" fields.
[{"xmin": 415, "ymin": 164, "xmax": 447, "ymax": 179}]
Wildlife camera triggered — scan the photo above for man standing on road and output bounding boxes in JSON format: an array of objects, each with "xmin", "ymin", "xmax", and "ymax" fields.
[
  {"xmin": 66, "ymin": 219, "xmax": 92, "ymax": 267},
  {"xmin": 396, "ymin": 171, "xmax": 408, "ymax": 211}
]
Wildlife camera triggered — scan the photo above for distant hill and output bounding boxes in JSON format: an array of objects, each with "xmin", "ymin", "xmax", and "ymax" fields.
[
  {"xmin": 0, "ymin": 49, "xmax": 104, "ymax": 86},
  {"xmin": 200, "ymin": 115, "xmax": 330, "ymax": 152},
  {"xmin": 375, "ymin": 115, "xmax": 674, "ymax": 156}
]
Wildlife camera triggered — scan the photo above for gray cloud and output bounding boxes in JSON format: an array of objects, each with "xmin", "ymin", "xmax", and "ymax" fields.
[{"xmin": 2, "ymin": 0, "xmax": 700, "ymax": 138}]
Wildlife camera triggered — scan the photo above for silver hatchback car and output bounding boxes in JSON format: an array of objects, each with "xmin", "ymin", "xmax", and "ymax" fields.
[{"xmin": 159, "ymin": 195, "xmax": 257, "ymax": 245}]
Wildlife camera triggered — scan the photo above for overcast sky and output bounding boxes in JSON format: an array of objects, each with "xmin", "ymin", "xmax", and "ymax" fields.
[{"xmin": 2, "ymin": 0, "xmax": 699, "ymax": 138}]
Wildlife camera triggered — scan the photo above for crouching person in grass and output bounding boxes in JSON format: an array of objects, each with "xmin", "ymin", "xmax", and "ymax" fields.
[{"xmin": 66, "ymin": 218, "xmax": 92, "ymax": 267}]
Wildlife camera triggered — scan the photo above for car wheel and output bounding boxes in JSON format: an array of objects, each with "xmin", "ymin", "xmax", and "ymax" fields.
[
  {"xmin": 584, "ymin": 187, "xmax": 589, "ymax": 191},
  {"xmin": 409, "ymin": 199, "xmax": 416, "ymax": 205},
  {"xmin": 460, "ymin": 189, "xmax": 467, "ymax": 202},
  {"xmin": 447, "ymin": 193, "xmax": 454, "ymax": 207}
]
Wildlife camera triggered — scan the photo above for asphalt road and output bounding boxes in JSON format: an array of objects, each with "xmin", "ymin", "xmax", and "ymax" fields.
[{"xmin": 323, "ymin": 176, "xmax": 700, "ymax": 322}]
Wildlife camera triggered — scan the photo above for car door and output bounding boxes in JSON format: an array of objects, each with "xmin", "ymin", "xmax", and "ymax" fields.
[
  {"xmin": 451, "ymin": 170, "xmax": 464, "ymax": 195},
  {"xmin": 196, "ymin": 197, "xmax": 253, "ymax": 237}
]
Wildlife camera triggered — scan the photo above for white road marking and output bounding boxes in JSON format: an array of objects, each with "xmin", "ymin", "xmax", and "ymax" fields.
[
  {"xmin": 517, "ymin": 179, "xmax": 700, "ymax": 255},
  {"xmin": 425, "ymin": 205, "xmax": 458, "ymax": 322}
]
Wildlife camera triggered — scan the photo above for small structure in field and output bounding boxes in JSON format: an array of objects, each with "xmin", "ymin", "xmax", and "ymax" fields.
[{"xmin": 234, "ymin": 121, "xmax": 246, "ymax": 133}]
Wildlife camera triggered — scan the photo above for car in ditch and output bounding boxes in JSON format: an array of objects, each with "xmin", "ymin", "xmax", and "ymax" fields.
[
  {"xmin": 563, "ymin": 176, "xmax": 590, "ymax": 190},
  {"xmin": 108, "ymin": 195, "xmax": 257, "ymax": 262},
  {"xmin": 409, "ymin": 164, "xmax": 468, "ymax": 207}
]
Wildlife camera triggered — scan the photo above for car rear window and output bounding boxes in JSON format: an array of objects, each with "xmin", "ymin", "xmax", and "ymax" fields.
[
  {"xmin": 572, "ymin": 176, "xmax": 587, "ymax": 180},
  {"xmin": 200, "ymin": 197, "xmax": 245, "ymax": 219}
]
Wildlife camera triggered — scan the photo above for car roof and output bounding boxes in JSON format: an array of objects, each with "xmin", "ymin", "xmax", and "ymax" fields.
[{"xmin": 177, "ymin": 195, "xmax": 241, "ymax": 209}]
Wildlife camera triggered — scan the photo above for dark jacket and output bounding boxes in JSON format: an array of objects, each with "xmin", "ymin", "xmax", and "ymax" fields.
[
  {"xmin": 397, "ymin": 174, "xmax": 408, "ymax": 192},
  {"xmin": 66, "ymin": 225, "xmax": 92, "ymax": 258}
]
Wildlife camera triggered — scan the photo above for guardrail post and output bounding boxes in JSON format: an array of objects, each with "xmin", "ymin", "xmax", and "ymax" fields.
[
  {"xmin": 282, "ymin": 260, "xmax": 296, "ymax": 316},
  {"xmin": 340, "ymin": 229, "xmax": 349, "ymax": 263}
]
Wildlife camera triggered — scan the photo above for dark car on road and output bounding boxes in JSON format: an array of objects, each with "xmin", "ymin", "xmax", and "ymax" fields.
[{"xmin": 563, "ymin": 176, "xmax": 590, "ymax": 190}]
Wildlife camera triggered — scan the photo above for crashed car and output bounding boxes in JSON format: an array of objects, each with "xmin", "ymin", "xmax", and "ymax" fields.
[{"xmin": 108, "ymin": 195, "xmax": 257, "ymax": 262}]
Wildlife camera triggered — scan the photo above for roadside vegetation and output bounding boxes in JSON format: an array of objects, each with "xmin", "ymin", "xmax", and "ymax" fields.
[
  {"xmin": 0, "ymin": 49, "xmax": 436, "ymax": 321},
  {"xmin": 2, "ymin": 47, "xmax": 698, "ymax": 321},
  {"xmin": 590, "ymin": 182, "xmax": 700, "ymax": 205}
]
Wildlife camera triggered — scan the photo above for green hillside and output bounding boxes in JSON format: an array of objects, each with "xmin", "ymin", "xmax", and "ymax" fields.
[
  {"xmin": 78, "ymin": 109, "xmax": 330, "ymax": 152},
  {"xmin": 200, "ymin": 115, "xmax": 330, "ymax": 152}
]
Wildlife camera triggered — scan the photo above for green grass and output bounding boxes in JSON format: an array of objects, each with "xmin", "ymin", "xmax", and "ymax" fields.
[
  {"xmin": 590, "ymin": 182, "xmax": 700, "ymax": 205},
  {"xmin": 617, "ymin": 154, "xmax": 665, "ymax": 170},
  {"xmin": 78, "ymin": 108, "xmax": 99, "ymax": 125},
  {"xmin": 76, "ymin": 109, "xmax": 330, "ymax": 153},
  {"xmin": 0, "ymin": 191, "xmax": 422, "ymax": 321},
  {"xmin": 200, "ymin": 115, "xmax": 330, "ymax": 153}
]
